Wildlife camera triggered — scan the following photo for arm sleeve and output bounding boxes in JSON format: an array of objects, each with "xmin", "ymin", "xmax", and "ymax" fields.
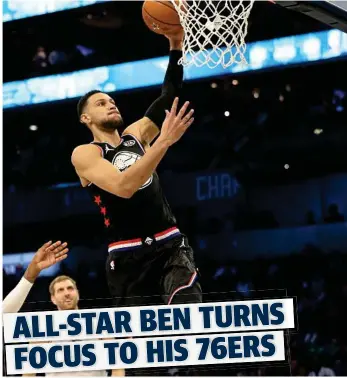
[
  {"xmin": 2, "ymin": 277, "xmax": 34, "ymax": 313},
  {"xmin": 145, "ymin": 50, "xmax": 183, "ymax": 128}
]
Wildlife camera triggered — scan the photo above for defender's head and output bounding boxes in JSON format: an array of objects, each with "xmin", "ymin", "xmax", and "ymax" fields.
[
  {"xmin": 77, "ymin": 90, "xmax": 124, "ymax": 130},
  {"xmin": 49, "ymin": 275, "xmax": 79, "ymax": 311}
]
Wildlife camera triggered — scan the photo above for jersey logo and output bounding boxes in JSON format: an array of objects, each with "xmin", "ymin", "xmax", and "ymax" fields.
[
  {"xmin": 123, "ymin": 140, "xmax": 136, "ymax": 147},
  {"xmin": 145, "ymin": 237, "xmax": 153, "ymax": 245},
  {"xmin": 112, "ymin": 151, "xmax": 153, "ymax": 190},
  {"xmin": 105, "ymin": 145, "xmax": 114, "ymax": 154}
]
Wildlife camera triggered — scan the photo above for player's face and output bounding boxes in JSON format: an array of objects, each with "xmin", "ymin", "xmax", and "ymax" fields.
[
  {"xmin": 51, "ymin": 279, "xmax": 79, "ymax": 311},
  {"xmin": 84, "ymin": 93, "xmax": 124, "ymax": 130}
]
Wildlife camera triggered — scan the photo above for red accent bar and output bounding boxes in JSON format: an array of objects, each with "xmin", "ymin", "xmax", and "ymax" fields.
[
  {"xmin": 108, "ymin": 226, "xmax": 179, "ymax": 249},
  {"xmin": 109, "ymin": 238, "xmax": 142, "ymax": 248},
  {"xmin": 154, "ymin": 227, "xmax": 178, "ymax": 238}
]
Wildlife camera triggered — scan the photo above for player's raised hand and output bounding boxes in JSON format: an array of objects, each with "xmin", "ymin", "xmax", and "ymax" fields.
[
  {"xmin": 24, "ymin": 241, "xmax": 69, "ymax": 283},
  {"xmin": 159, "ymin": 97, "xmax": 194, "ymax": 146},
  {"xmin": 34, "ymin": 240, "xmax": 69, "ymax": 271}
]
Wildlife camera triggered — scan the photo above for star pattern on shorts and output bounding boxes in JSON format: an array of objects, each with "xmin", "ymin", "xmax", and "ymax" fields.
[
  {"xmin": 100, "ymin": 207, "xmax": 107, "ymax": 216},
  {"xmin": 104, "ymin": 218, "xmax": 110, "ymax": 228}
]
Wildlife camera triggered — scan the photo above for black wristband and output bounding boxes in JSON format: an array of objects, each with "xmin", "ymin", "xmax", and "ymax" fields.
[{"xmin": 162, "ymin": 50, "xmax": 183, "ymax": 95}]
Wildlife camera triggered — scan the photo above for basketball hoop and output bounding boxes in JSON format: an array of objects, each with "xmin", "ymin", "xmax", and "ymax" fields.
[{"xmin": 170, "ymin": 0, "xmax": 255, "ymax": 69}]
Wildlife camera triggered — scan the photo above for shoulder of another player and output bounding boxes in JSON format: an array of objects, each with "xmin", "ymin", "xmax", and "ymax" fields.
[{"xmin": 71, "ymin": 144, "xmax": 103, "ymax": 167}]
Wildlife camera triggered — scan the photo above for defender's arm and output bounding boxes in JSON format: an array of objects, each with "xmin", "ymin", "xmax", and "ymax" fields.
[{"xmin": 3, "ymin": 241, "xmax": 68, "ymax": 314}]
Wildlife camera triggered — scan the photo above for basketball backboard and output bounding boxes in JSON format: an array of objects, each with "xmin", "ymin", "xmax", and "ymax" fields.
[{"xmin": 274, "ymin": 1, "xmax": 347, "ymax": 32}]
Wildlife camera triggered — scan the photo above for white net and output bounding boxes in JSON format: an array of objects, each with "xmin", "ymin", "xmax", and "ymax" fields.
[{"xmin": 170, "ymin": 0, "xmax": 255, "ymax": 69}]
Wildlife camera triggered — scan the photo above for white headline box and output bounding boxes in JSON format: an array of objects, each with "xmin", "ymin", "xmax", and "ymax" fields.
[
  {"xmin": 6, "ymin": 331, "xmax": 286, "ymax": 375},
  {"xmin": 3, "ymin": 299, "xmax": 295, "ymax": 344}
]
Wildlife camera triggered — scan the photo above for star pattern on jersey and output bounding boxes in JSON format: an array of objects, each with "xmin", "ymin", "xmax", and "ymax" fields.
[
  {"xmin": 94, "ymin": 196, "xmax": 102, "ymax": 206},
  {"xmin": 93, "ymin": 196, "xmax": 110, "ymax": 228}
]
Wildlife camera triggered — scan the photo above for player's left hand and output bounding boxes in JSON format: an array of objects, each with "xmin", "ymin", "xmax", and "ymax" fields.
[
  {"xmin": 159, "ymin": 97, "xmax": 194, "ymax": 146},
  {"xmin": 24, "ymin": 241, "xmax": 69, "ymax": 283},
  {"xmin": 33, "ymin": 241, "xmax": 69, "ymax": 271}
]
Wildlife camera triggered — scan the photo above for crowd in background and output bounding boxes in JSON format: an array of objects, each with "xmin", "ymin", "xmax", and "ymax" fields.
[
  {"xmin": 3, "ymin": 2, "xmax": 347, "ymax": 377},
  {"xmin": 31, "ymin": 44, "xmax": 96, "ymax": 77},
  {"xmin": 4, "ymin": 243, "xmax": 347, "ymax": 376}
]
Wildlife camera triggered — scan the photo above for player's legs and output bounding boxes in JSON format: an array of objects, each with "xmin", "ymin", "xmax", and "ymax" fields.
[
  {"xmin": 166, "ymin": 274, "xmax": 202, "ymax": 305},
  {"xmin": 106, "ymin": 236, "xmax": 202, "ymax": 306},
  {"xmin": 159, "ymin": 235, "xmax": 202, "ymax": 305},
  {"xmin": 106, "ymin": 253, "xmax": 129, "ymax": 307},
  {"xmin": 106, "ymin": 249, "xmax": 163, "ymax": 307}
]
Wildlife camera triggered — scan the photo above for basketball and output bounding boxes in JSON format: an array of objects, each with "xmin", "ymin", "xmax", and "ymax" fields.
[{"xmin": 142, "ymin": 1, "xmax": 183, "ymax": 36}]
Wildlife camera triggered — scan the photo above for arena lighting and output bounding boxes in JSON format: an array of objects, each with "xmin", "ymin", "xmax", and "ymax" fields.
[
  {"xmin": 279, "ymin": 95, "xmax": 285, "ymax": 102},
  {"xmin": 3, "ymin": 29, "xmax": 347, "ymax": 109},
  {"xmin": 211, "ymin": 82, "xmax": 218, "ymax": 88},
  {"xmin": 232, "ymin": 80, "xmax": 239, "ymax": 86},
  {"xmin": 2, "ymin": 1, "xmax": 104, "ymax": 22},
  {"xmin": 284, "ymin": 164, "xmax": 290, "ymax": 170},
  {"xmin": 314, "ymin": 128, "xmax": 324, "ymax": 135},
  {"xmin": 224, "ymin": 111, "xmax": 230, "ymax": 117},
  {"xmin": 29, "ymin": 125, "xmax": 38, "ymax": 131},
  {"xmin": 3, "ymin": 252, "xmax": 60, "ymax": 277},
  {"xmin": 253, "ymin": 89, "xmax": 260, "ymax": 99}
]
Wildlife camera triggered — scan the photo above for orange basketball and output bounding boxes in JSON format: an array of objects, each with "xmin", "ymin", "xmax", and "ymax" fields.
[{"xmin": 142, "ymin": 1, "xmax": 183, "ymax": 36}]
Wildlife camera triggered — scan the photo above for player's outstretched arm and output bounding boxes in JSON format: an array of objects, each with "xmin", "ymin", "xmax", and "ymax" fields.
[
  {"xmin": 72, "ymin": 98, "xmax": 194, "ymax": 198},
  {"xmin": 123, "ymin": 34, "xmax": 184, "ymax": 147},
  {"xmin": 3, "ymin": 241, "xmax": 68, "ymax": 313}
]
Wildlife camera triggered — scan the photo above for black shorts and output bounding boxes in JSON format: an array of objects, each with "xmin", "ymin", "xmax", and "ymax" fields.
[{"xmin": 106, "ymin": 235, "xmax": 202, "ymax": 307}]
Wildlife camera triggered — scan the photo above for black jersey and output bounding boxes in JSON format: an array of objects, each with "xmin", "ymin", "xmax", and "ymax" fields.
[{"xmin": 86, "ymin": 134, "xmax": 177, "ymax": 243}]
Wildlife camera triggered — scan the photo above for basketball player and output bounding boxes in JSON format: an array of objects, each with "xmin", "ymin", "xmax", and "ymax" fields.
[
  {"xmin": 23, "ymin": 277, "xmax": 124, "ymax": 377},
  {"xmin": 72, "ymin": 32, "xmax": 202, "ymax": 307},
  {"xmin": 47, "ymin": 276, "xmax": 125, "ymax": 377},
  {"xmin": 3, "ymin": 241, "xmax": 68, "ymax": 313}
]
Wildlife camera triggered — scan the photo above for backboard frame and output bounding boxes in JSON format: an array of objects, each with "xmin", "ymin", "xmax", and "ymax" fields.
[{"xmin": 273, "ymin": 1, "xmax": 347, "ymax": 33}]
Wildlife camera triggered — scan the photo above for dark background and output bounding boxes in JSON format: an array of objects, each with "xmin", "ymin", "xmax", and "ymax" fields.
[{"xmin": 3, "ymin": 1, "xmax": 347, "ymax": 376}]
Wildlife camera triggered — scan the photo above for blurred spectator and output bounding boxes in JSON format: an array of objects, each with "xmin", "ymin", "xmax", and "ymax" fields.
[
  {"xmin": 324, "ymin": 204, "xmax": 345, "ymax": 223},
  {"xmin": 3, "ymin": 245, "xmax": 347, "ymax": 376},
  {"xmin": 32, "ymin": 46, "xmax": 48, "ymax": 73},
  {"xmin": 306, "ymin": 210, "xmax": 316, "ymax": 225},
  {"xmin": 76, "ymin": 44, "xmax": 95, "ymax": 58},
  {"xmin": 48, "ymin": 49, "xmax": 68, "ymax": 67}
]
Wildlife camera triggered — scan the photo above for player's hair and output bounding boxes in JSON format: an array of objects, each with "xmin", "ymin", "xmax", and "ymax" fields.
[
  {"xmin": 77, "ymin": 89, "xmax": 103, "ymax": 119},
  {"xmin": 49, "ymin": 275, "xmax": 77, "ymax": 296}
]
